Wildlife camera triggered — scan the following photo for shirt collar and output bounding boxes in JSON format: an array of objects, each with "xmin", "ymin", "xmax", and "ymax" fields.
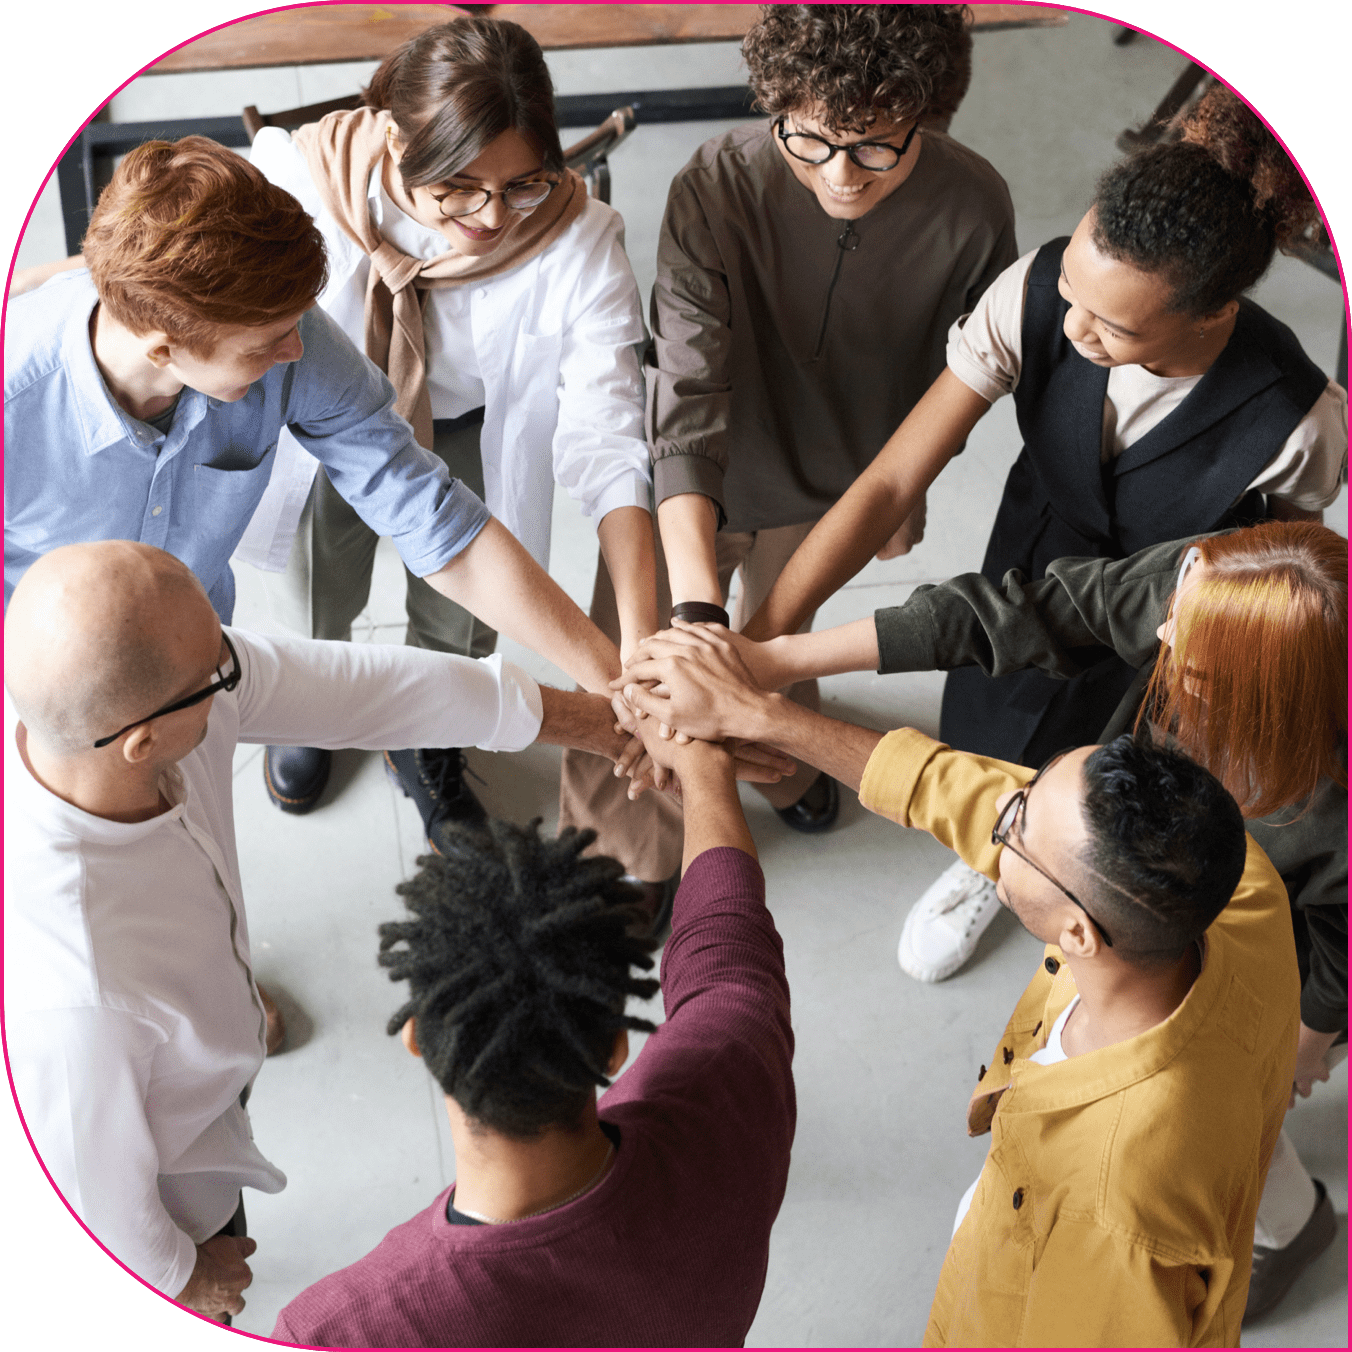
[
  {"xmin": 62, "ymin": 276, "xmax": 211, "ymax": 456},
  {"xmin": 976, "ymin": 935, "xmax": 1225, "ymax": 1118}
]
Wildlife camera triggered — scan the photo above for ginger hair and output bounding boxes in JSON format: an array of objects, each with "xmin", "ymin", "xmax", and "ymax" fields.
[
  {"xmin": 83, "ymin": 136, "xmax": 327, "ymax": 353},
  {"xmin": 1141, "ymin": 523, "xmax": 1347, "ymax": 818}
]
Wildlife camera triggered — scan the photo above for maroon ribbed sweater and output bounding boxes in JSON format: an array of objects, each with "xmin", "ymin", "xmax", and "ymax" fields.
[{"xmin": 272, "ymin": 847, "xmax": 794, "ymax": 1349}]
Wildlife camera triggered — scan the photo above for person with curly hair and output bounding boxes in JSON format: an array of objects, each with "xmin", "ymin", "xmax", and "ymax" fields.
[
  {"xmin": 560, "ymin": 3, "xmax": 1016, "ymax": 885},
  {"xmin": 271, "ymin": 737, "xmax": 794, "ymax": 1347},
  {"xmin": 737, "ymin": 85, "xmax": 1346, "ymax": 984}
]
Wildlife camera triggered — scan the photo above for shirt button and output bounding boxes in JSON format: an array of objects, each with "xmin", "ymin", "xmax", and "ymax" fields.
[
  {"xmin": 1044, "ymin": 957, "xmax": 1060, "ymax": 975},
  {"xmin": 1012, "ymin": 1188, "xmax": 1024, "ymax": 1210},
  {"xmin": 152, "ymin": 505, "xmax": 164, "ymax": 516},
  {"xmin": 977, "ymin": 1064, "xmax": 987, "ymax": 1082},
  {"xmin": 1002, "ymin": 1047, "xmax": 1014, "ymax": 1065}
]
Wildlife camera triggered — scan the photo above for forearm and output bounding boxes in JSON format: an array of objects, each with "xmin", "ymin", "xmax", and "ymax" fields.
[
  {"xmin": 1268, "ymin": 497, "xmax": 1323, "ymax": 524},
  {"xmin": 424, "ymin": 519, "xmax": 619, "ymax": 693},
  {"xmin": 757, "ymin": 619, "xmax": 881, "ymax": 685},
  {"xmin": 596, "ymin": 506, "xmax": 658, "ymax": 659},
  {"xmin": 536, "ymin": 686, "xmax": 628, "ymax": 761},
  {"xmin": 673, "ymin": 741, "xmax": 756, "ymax": 868},
  {"xmin": 10, "ymin": 252, "xmax": 85, "ymax": 297},
  {"xmin": 657, "ymin": 492, "xmax": 723, "ymax": 606},
  {"xmin": 742, "ymin": 694, "xmax": 885, "ymax": 795},
  {"xmin": 742, "ymin": 369, "xmax": 990, "ymax": 640}
]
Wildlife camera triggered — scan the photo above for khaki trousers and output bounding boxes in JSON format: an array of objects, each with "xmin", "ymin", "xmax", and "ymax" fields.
[
  {"xmin": 558, "ymin": 519, "xmax": 823, "ymax": 881},
  {"xmin": 270, "ymin": 421, "xmax": 496, "ymax": 659}
]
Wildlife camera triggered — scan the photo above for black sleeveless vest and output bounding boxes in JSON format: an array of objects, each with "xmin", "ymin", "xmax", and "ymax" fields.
[
  {"xmin": 979, "ymin": 237, "xmax": 1328, "ymax": 585},
  {"xmin": 941, "ymin": 237, "xmax": 1329, "ymax": 764}
]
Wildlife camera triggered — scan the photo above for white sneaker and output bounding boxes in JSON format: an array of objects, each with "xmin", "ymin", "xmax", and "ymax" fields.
[{"xmin": 897, "ymin": 859, "xmax": 1002, "ymax": 983}]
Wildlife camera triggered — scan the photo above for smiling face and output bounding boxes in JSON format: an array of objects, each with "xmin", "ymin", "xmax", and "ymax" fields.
[
  {"xmin": 774, "ymin": 105, "xmax": 921, "ymax": 220},
  {"xmin": 1058, "ymin": 212, "xmax": 1238, "ymax": 378},
  {"xmin": 391, "ymin": 126, "xmax": 549, "ymax": 257},
  {"xmin": 157, "ymin": 310, "xmax": 308, "ymax": 402}
]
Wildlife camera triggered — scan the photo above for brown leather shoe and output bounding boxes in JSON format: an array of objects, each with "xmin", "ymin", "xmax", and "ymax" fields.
[
  {"xmin": 258, "ymin": 984, "xmax": 286, "ymax": 1056},
  {"xmin": 1244, "ymin": 1179, "xmax": 1337, "ymax": 1322}
]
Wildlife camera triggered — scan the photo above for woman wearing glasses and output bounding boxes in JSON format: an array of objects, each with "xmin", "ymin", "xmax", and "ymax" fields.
[
  {"xmin": 735, "ymin": 85, "xmax": 1345, "ymax": 983},
  {"xmin": 559, "ymin": 4, "xmax": 1016, "ymax": 891},
  {"xmin": 246, "ymin": 15, "xmax": 655, "ymax": 831}
]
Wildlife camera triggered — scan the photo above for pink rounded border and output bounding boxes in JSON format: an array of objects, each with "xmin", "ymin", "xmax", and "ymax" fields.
[{"xmin": 2, "ymin": 2, "xmax": 1347, "ymax": 1345}]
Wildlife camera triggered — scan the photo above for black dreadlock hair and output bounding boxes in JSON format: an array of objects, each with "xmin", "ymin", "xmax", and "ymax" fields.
[{"xmin": 379, "ymin": 819, "xmax": 660, "ymax": 1138}]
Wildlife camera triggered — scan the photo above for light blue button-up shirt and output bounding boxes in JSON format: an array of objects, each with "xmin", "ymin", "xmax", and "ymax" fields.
[{"xmin": 4, "ymin": 271, "xmax": 491, "ymax": 621}]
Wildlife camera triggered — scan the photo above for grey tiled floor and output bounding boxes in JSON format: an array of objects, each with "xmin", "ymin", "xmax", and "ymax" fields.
[{"xmin": 4, "ymin": 8, "xmax": 1348, "ymax": 1350}]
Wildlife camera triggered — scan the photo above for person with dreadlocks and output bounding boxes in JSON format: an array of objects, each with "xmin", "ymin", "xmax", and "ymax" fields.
[
  {"xmin": 3, "ymin": 539, "xmax": 735, "ymax": 1326},
  {"xmin": 271, "ymin": 730, "xmax": 794, "ymax": 1348},
  {"xmin": 733, "ymin": 83, "xmax": 1346, "ymax": 986},
  {"xmin": 614, "ymin": 623, "xmax": 1299, "ymax": 1345}
]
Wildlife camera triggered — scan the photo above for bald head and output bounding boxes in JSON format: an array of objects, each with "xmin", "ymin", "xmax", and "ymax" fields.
[{"xmin": 5, "ymin": 542, "xmax": 218, "ymax": 757}]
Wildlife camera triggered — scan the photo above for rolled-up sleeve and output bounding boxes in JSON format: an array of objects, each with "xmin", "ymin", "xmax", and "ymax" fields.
[
  {"xmin": 552, "ymin": 213, "xmax": 653, "ymax": 525},
  {"xmin": 283, "ymin": 307, "xmax": 492, "ymax": 577},
  {"xmin": 647, "ymin": 173, "xmax": 734, "ymax": 517}
]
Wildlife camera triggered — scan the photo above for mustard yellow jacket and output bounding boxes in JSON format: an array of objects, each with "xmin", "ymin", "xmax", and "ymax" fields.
[{"xmin": 859, "ymin": 729, "xmax": 1299, "ymax": 1348}]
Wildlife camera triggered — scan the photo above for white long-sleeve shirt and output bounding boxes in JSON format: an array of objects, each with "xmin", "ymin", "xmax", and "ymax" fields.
[
  {"xmin": 238, "ymin": 129, "xmax": 653, "ymax": 573},
  {"xmin": 3, "ymin": 631, "xmax": 542, "ymax": 1298}
]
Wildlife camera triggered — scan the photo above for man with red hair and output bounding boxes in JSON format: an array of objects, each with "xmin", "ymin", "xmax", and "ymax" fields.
[{"xmin": 4, "ymin": 137, "xmax": 622, "ymax": 815}]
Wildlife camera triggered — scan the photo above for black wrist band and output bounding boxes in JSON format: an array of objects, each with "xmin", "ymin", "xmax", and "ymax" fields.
[{"xmin": 670, "ymin": 601, "xmax": 730, "ymax": 627}]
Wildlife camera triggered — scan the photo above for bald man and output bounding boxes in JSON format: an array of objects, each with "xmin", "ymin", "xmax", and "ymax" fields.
[{"xmin": 2, "ymin": 541, "xmax": 643, "ymax": 1324}]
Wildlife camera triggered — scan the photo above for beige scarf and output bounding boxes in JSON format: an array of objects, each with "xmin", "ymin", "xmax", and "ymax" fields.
[{"xmin": 294, "ymin": 107, "xmax": 586, "ymax": 450}]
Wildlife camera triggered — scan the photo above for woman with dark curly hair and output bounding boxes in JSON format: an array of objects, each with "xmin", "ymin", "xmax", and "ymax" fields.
[
  {"xmin": 737, "ymin": 85, "xmax": 1346, "ymax": 985},
  {"xmin": 561, "ymin": 4, "xmax": 1017, "ymax": 884}
]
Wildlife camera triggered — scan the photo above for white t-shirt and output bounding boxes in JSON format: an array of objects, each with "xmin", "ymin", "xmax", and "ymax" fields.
[
  {"xmin": 946, "ymin": 250, "xmax": 1347, "ymax": 511},
  {"xmin": 952, "ymin": 996, "xmax": 1079, "ymax": 1237}
]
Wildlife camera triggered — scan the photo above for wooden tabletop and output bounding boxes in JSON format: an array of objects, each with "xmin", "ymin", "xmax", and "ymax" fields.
[{"xmin": 150, "ymin": 4, "xmax": 1067, "ymax": 73}]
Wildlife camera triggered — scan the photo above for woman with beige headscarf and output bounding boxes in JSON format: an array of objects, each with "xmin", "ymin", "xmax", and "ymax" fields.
[{"xmin": 247, "ymin": 15, "xmax": 656, "ymax": 837}]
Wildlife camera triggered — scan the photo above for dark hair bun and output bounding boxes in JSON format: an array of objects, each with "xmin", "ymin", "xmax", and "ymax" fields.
[{"xmin": 1180, "ymin": 86, "xmax": 1318, "ymax": 249}]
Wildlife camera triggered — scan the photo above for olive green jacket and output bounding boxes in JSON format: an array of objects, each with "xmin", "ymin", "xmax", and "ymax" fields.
[{"xmin": 874, "ymin": 535, "xmax": 1346, "ymax": 1033}]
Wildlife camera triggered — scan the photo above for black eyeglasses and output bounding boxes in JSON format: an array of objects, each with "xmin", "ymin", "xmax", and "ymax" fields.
[
  {"xmin": 991, "ymin": 750, "xmax": 1115, "ymax": 948},
  {"xmin": 426, "ymin": 179, "xmax": 557, "ymax": 219},
  {"xmin": 94, "ymin": 632, "xmax": 241, "ymax": 749},
  {"xmin": 775, "ymin": 117, "xmax": 920, "ymax": 172}
]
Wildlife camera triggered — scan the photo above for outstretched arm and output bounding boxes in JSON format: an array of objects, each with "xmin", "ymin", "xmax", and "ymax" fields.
[
  {"xmin": 424, "ymin": 519, "xmax": 620, "ymax": 695},
  {"xmin": 741, "ymin": 369, "xmax": 990, "ymax": 641}
]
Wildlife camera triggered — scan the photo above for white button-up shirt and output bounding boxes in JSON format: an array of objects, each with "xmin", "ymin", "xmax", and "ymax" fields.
[
  {"xmin": 4, "ymin": 630, "xmax": 542, "ymax": 1298},
  {"xmin": 238, "ymin": 129, "xmax": 652, "ymax": 574}
]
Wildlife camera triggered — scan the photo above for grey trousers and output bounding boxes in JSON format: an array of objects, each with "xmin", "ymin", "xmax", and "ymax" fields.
[
  {"xmin": 272, "ymin": 420, "xmax": 496, "ymax": 660},
  {"xmin": 558, "ymin": 518, "xmax": 824, "ymax": 882}
]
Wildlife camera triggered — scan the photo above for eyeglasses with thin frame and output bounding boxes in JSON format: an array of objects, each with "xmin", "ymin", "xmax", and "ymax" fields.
[
  {"xmin": 93, "ymin": 632, "xmax": 241, "ymax": 749},
  {"xmin": 775, "ymin": 116, "xmax": 920, "ymax": 172},
  {"xmin": 990, "ymin": 750, "xmax": 1115, "ymax": 948},
  {"xmin": 425, "ymin": 179, "xmax": 557, "ymax": 219}
]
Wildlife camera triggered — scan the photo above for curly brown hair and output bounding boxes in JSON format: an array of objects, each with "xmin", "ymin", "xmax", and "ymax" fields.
[
  {"xmin": 84, "ymin": 136, "xmax": 327, "ymax": 353},
  {"xmin": 742, "ymin": 4, "xmax": 971, "ymax": 133}
]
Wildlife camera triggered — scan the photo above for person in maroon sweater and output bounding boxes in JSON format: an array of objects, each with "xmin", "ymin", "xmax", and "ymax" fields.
[{"xmin": 271, "ymin": 735, "xmax": 794, "ymax": 1349}]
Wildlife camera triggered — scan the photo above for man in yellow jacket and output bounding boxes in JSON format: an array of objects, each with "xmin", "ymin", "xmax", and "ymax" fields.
[{"xmin": 617, "ymin": 625, "xmax": 1300, "ymax": 1347}]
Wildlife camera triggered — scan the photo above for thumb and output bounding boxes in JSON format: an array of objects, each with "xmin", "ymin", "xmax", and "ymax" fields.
[
  {"xmin": 623, "ymin": 682, "xmax": 671, "ymax": 721},
  {"xmin": 235, "ymin": 1237, "xmax": 258, "ymax": 1259}
]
